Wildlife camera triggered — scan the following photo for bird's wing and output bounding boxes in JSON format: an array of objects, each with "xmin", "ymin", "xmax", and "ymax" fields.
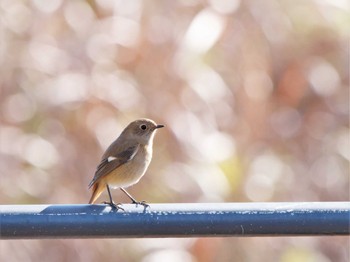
[{"xmin": 88, "ymin": 143, "xmax": 140, "ymax": 188}]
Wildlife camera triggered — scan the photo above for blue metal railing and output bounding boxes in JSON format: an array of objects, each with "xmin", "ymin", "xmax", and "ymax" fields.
[{"xmin": 0, "ymin": 202, "xmax": 349, "ymax": 239}]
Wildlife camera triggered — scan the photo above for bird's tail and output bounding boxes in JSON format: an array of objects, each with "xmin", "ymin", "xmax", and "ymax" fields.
[{"xmin": 88, "ymin": 182, "xmax": 104, "ymax": 204}]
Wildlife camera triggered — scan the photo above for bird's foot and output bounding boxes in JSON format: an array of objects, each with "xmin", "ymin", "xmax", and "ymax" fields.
[
  {"xmin": 103, "ymin": 201, "xmax": 125, "ymax": 211},
  {"xmin": 132, "ymin": 200, "xmax": 149, "ymax": 208}
]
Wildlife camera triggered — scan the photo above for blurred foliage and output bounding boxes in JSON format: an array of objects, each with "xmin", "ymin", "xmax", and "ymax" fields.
[{"xmin": 0, "ymin": 0, "xmax": 349, "ymax": 261}]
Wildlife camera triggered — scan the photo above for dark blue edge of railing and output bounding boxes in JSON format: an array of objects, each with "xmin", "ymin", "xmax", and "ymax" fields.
[{"xmin": 0, "ymin": 202, "xmax": 349, "ymax": 239}]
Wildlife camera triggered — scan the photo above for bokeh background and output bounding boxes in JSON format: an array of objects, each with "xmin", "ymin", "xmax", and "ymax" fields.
[{"xmin": 1, "ymin": 0, "xmax": 349, "ymax": 261}]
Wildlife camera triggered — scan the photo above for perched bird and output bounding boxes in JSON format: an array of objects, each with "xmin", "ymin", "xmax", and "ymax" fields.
[{"xmin": 88, "ymin": 118, "xmax": 164, "ymax": 209}]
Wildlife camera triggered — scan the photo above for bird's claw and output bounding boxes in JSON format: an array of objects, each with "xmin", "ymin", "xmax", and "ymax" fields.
[
  {"xmin": 103, "ymin": 201, "xmax": 125, "ymax": 211},
  {"xmin": 132, "ymin": 200, "xmax": 149, "ymax": 208}
]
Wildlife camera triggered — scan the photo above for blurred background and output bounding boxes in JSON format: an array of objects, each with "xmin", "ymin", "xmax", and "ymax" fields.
[{"xmin": 0, "ymin": 0, "xmax": 349, "ymax": 261}]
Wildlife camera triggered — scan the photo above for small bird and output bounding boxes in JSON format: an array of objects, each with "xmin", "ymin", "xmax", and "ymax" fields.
[{"xmin": 88, "ymin": 118, "xmax": 164, "ymax": 209}]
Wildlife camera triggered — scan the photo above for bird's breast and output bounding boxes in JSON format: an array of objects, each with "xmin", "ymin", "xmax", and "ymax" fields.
[{"xmin": 106, "ymin": 144, "xmax": 152, "ymax": 188}]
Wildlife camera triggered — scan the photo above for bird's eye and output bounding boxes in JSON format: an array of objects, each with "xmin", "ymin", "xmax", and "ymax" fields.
[{"xmin": 140, "ymin": 124, "xmax": 147, "ymax": 130}]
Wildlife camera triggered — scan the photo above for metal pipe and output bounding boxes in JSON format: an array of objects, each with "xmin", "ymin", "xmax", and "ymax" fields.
[{"xmin": 1, "ymin": 202, "xmax": 349, "ymax": 239}]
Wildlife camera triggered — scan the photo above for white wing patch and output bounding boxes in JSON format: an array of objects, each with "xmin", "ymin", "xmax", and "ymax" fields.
[{"xmin": 107, "ymin": 156, "xmax": 117, "ymax": 162}]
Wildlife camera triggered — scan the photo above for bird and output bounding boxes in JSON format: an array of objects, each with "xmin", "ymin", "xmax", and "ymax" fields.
[{"xmin": 88, "ymin": 118, "xmax": 164, "ymax": 209}]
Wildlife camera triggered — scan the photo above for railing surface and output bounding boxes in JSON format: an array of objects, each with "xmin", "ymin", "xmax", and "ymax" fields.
[{"xmin": 1, "ymin": 202, "xmax": 349, "ymax": 239}]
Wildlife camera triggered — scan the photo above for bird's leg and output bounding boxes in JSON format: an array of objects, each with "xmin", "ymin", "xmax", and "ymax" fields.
[
  {"xmin": 120, "ymin": 187, "xmax": 149, "ymax": 208},
  {"xmin": 103, "ymin": 184, "xmax": 124, "ymax": 211}
]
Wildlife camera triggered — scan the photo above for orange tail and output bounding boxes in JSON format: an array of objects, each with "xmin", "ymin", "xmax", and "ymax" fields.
[{"xmin": 88, "ymin": 182, "xmax": 105, "ymax": 204}]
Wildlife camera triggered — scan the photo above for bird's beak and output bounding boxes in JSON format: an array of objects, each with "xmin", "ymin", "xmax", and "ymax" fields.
[{"xmin": 156, "ymin": 124, "xmax": 165, "ymax": 129}]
